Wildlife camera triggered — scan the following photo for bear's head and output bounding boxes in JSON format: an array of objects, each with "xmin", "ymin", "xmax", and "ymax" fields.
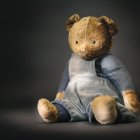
[{"xmin": 65, "ymin": 14, "xmax": 118, "ymax": 60}]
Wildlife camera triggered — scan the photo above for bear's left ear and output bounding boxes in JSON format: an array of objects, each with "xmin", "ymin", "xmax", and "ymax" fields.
[
  {"xmin": 99, "ymin": 16, "xmax": 118, "ymax": 36},
  {"xmin": 65, "ymin": 14, "xmax": 81, "ymax": 31}
]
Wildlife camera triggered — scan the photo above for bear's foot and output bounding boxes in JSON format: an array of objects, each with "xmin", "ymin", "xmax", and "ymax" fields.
[
  {"xmin": 37, "ymin": 98, "xmax": 58, "ymax": 123},
  {"xmin": 92, "ymin": 95, "xmax": 117, "ymax": 124}
]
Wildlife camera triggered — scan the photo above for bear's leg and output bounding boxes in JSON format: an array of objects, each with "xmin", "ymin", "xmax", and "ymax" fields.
[
  {"xmin": 91, "ymin": 95, "xmax": 117, "ymax": 124},
  {"xmin": 37, "ymin": 98, "xmax": 71, "ymax": 123},
  {"xmin": 37, "ymin": 98, "xmax": 58, "ymax": 123},
  {"xmin": 116, "ymin": 102, "xmax": 136, "ymax": 123},
  {"xmin": 53, "ymin": 103, "xmax": 71, "ymax": 122}
]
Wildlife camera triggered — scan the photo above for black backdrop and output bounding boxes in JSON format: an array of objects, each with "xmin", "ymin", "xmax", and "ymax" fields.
[{"xmin": 1, "ymin": 0, "xmax": 140, "ymax": 109}]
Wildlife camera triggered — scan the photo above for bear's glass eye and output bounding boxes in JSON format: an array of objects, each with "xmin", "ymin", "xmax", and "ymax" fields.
[
  {"xmin": 93, "ymin": 41, "xmax": 96, "ymax": 44},
  {"xmin": 76, "ymin": 40, "xmax": 78, "ymax": 44}
]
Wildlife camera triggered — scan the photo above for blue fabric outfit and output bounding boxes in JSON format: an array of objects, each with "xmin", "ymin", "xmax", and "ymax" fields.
[{"xmin": 52, "ymin": 53, "xmax": 136, "ymax": 123}]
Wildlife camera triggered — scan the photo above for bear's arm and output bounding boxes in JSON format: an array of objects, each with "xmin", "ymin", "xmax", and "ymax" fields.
[
  {"xmin": 55, "ymin": 60, "xmax": 70, "ymax": 100},
  {"xmin": 100, "ymin": 53, "xmax": 135, "ymax": 94}
]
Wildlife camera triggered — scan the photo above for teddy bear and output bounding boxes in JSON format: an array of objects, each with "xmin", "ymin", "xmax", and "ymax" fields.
[{"xmin": 37, "ymin": 14, "xmax": 140, "ymax": 124}]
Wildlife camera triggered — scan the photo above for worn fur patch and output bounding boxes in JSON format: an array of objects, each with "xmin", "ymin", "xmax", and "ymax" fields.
[
  {"xmin": 55, "ymin": 92, "xmax": 64, "ymax": 100},
  {"xmin": 92, "ymin": 95, "xmax": 117, "ymax": 124},
  {"xmin": 67, "ymin": 15, "xmax": 115, "ymax": 60},
  {"xmin": 37, "ymin": 98, "xmax": 58, "ymax": 123},
  {"xmin": 123, "ymin": 90, "xmax": 140, "ymax": 114}
]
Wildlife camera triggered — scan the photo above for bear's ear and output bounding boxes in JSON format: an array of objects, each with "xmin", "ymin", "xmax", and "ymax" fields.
[
  {"xmin": 99, "ymin": 16, "xmax": 118, "ymax": 36},
  {"xmin": 65, "ymin": 14, "xmax": 81, "ymax": 31}
]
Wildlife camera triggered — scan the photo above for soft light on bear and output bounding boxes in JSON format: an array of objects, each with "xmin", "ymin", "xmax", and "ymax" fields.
[{"xmin": 37, "ymin": 14, "xmax": 140, "ymax": 124}]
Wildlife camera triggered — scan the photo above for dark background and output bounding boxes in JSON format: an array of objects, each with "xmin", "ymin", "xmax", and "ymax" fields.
[{"xmin": 0, "ymin": 0, "xmax": 140, "ymax": 140}]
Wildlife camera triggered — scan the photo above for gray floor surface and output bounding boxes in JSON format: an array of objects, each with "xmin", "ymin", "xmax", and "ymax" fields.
[{"xmin": 0, "ymin": 108, "xmax": 140, "ymax": 140}]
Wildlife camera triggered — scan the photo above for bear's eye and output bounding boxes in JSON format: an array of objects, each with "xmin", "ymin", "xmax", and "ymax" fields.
[
  {"xmin": 93, "ymin": 41, "xmax": 96, "ymax": 44},
  {"xmin": 76, "ymin": 40, "xmax": 78, "ymax": 44}
]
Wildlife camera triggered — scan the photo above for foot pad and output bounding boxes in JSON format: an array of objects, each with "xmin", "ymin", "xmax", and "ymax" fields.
[
  {"xmin": 37, "ymin": 98, "xmax": 58, "ymax": 123},
  {"xmin": 92, "ymin": 96, "xmax": 117, "ymax": 124}
]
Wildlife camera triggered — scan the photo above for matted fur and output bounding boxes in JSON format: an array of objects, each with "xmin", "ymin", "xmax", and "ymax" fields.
[
  {"xmin": 66, "ymin": 15, "xmax": 117, "ymax": 60},
  {"xmin": 123, "ymin": 90, "xmax": 140, "ymax": 114},
  {"xmin": 92, "ymin": 95, "xmax": 117, "ymax": 124}
]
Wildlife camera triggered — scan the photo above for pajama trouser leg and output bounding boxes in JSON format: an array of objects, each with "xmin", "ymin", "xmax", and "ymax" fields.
[{"xmin": 52, "ymin": 103, "xmax": 71, "ymax": 122}]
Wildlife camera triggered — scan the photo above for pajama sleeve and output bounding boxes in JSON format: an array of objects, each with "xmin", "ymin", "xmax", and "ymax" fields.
[
  {"xmin": 100, "ymin": 53, "xmax": 135, "ymax": 94},
  {"xmin": 57, "ymin": 60, "xmax": 70, "ymax": 93}
]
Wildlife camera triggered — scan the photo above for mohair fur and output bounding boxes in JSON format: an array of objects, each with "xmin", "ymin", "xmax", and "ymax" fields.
[
  {"xmin": 37, "ymin": 14, "xmax": 140, "ymax": 124},
  {"xmin": 65, "ymin": 14, "xmax": 117, "ymax": 60}
]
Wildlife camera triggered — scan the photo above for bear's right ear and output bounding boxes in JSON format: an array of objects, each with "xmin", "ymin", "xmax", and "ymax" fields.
[{"xmin": 65, "ymin": 14, "xmax": 81, "ymax": 31}]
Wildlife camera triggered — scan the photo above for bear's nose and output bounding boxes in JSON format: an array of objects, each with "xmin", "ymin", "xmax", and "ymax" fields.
[
  {"xmin": 80, "ymin": 42, "xmax": 93, "ymax": 51},
  {"xmin": 80, "ymin": 43, "xmax": 86, "ymax": 52}
]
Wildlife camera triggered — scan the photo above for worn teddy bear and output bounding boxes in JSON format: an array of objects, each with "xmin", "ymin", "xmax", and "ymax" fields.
[{"xmin": 37, "ymin": 14, "xmax": 140, "ymax": 124}]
